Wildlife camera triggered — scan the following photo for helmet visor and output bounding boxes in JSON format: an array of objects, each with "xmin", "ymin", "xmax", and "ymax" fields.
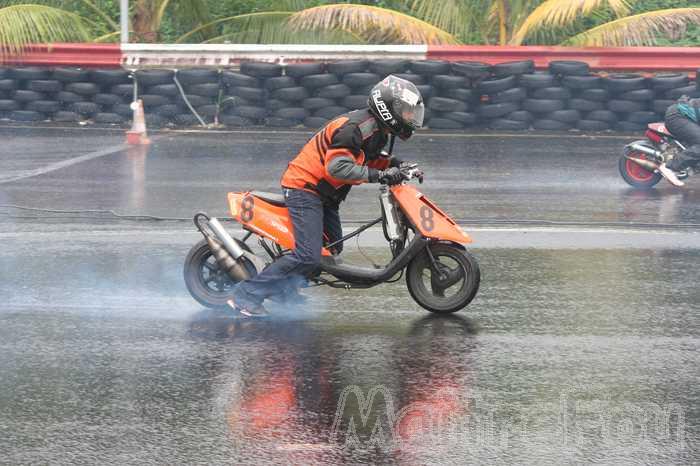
[{"xmin": 394, "ymin": 87, "xmax": 424, "ymax": 129}]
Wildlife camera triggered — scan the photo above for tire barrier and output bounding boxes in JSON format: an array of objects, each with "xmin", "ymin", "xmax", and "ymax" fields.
[{"xmin": 0, "ymin": 63, "xmax": 698, "ymax": 132}]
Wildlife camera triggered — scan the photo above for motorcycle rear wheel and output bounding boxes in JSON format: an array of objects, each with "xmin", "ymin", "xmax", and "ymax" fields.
[
  {"xmin": 183, "ymin": 238, "xmax": 256, "ymax": 309},
  {"xmin": 406, "ymin": 243, "xmax": 480, "ymax": 314},
  {"xmin": 619, "ymin": 150, "xmax": 662, "ymax": 189}
]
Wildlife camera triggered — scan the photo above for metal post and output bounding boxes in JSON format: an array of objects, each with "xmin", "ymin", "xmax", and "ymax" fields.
[{"xmin": 120, "ymin": 0, "xmax": 129, "ymax": 43}]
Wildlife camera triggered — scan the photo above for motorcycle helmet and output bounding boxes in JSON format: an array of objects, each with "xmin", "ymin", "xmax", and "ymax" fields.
[{"xmin": 368, "ymin": 75, "xmax": 425, "ymax": 140}]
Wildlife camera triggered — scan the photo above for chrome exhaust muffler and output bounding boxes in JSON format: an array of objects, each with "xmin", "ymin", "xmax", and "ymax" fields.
[
  {"xmin": 627, "ymin": 142, "xmax": 662, "ymax": 160},
  {"xmin": 194, "ymin": 213, "xmax": 252, "ymax": 282},
  {"xmin": 624, "ymin": 155, "xmax": 659, "ymax": 171}
]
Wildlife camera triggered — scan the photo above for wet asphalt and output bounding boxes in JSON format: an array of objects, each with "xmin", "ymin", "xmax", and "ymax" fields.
[{"xmin": 0, "ymin": 125, "xmax": 698, "ymax": 464}]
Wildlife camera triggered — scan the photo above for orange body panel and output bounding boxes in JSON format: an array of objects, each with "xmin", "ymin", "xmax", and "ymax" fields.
[
  {"xmin": 228, "ymin": 192, "xmax": 332, "ymax": 256},
  {"xmin": 390, "ymin": 184, "xmax": 472, "ymax": 244}
]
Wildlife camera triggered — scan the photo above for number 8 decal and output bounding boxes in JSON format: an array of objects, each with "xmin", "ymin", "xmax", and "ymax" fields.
[
  {"xmin": 241, "ymin": 195, "xmax": 254, "ymax": 222},
  {"xmin": 419, "ymin": 205, "xmax": 434, "ymax": 232}
]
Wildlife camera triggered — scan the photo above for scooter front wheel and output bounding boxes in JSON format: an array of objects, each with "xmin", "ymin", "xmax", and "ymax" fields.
[
  {"xmin": 183, "ymin": 238, "xmax": 256, "ymax": 309},
  {"xmin": 406, "ymin": 243, "xmax": 480, "ymax": 314}
]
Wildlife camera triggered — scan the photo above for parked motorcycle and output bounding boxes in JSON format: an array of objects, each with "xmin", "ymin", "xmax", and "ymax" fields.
[
  {"xmin": 619, "ymin": 122, "xmax": 696, "ymax": 189},
  {"xmin": 184, "ymin": 164, "xmax": 480, "ymax": 314}
]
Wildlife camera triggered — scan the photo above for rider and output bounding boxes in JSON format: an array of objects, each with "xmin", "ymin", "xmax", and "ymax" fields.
[
  {"xmin": 658, "ymin": 95, "xmax": 700, "ymax": 187},
  {"xmin": 228, "ymin": 75, "xmax": 425, "ymax": 317}
]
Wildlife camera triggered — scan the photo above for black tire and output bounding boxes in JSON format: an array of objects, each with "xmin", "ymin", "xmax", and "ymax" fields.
[
  {"xmin": 264, "ymin": 98, "xmax": 287, "ymax": 111},
  {"xmin": 428, "ymin": 97, "xmax": 467, "ymax": 113},
  {"xmin": 187, "ymin": 83, "xmax": 221, "ymax": 97},
  {"xmin": 273, "ymin": 107, "xmax": 308, "ymax": 120},
  {"xmin": 618, "ymin": 147, "xmax": 662, "ymax": 189},
  {"xmin": 410, "ymin": 60, "xmax": 450, "ymax": 76},
  {"xmin": 568, "ymin": 98, "xmax": 604, "ymax": 112},
  {"xmin": 266, "ymin": 117, "xmax": 300, "ymax": 128},
  {"xmin": 626, "ymin": 111, "xmax": 657, "ymax": 125},
  {"xmin": 492, "ymin": 60, "xmax": 534, "ymax": 77},
  {"xmin": 577, "ymin": 119, "xmax": 611, "ymax": 131},
  {"xmin": 664, "ymin": 85, "xmax": 700, "ymax": 100},
  {"xmin": 342, "ymin": 72, "xmax": 380, "ymax": 88},
  {"xmin": 532, "ymin": 119, "xmax": 572, "ymax": 130},
  {"xmin": 230, "ymin": 86, "xmax": 264, "ymax": 102},
  {"xmin": 519, "ymin": 72, "xmax": 556, "ymax": 89},
  {"xmin": 478, "ymin": 75, "xmax": 517, "ymax": 95},
  {"xmin": 93, "ymin": 93, "xmax": 123, "ymax": 106},
  {"xmin": 316, "ymin": 84, "xmax": 351, "ymax": 99},
  {"xmin": 172, "ymin": 114, "xmax": 200, "ymax": 126},
  {"xmin": 53, "ymin": 111, "xmax": 80, "ymax": 122},
  {"xmin": 89, "ymin": 69, "xmax": 130, "ymax": 85},
  {"xmin": 605, "ymin": 73, "xmax": 647, "ymax": 92},
  {"xmin": 177, "ymin": 94, "xmax": 213, "ymax": 107},
  {"xmin": 264, "ymin": 76, "xmax": 296, "ymax": 90},
  {"xmin": 649, "ymin": 73, "xmax": 688, "ymax": 90},
  {"xmin": 26, "ymin": 100, "xmax": 60, "ymax": 113},
  {"xmin": 427, "ymin": 118, "xmax": 464, "ymax": 129},
  {"xmin": 111, "ymin": 83, "xmax": 135, "ymax": 96},
  {"xmin": 394, "ymin": 73, "xmax": 426, "ymax": 85},
  {"xmin": 113, "ymin": 104, "xmax": 133, "ymax": 117},
  {"xmin": 619, "ymin": 89, "xmax": 654, "ymax": 102},
  {"xmin": 443, "ymin": 111, "xmax": 477, "ymax": 125},
  {"xmin": 489, "ymin": 118, "xmax": 529, "ymax": 130},
  {"xmin": 440, "ymin": 87, "xmax": 475, "ymax": 102},
  {"xmin": 523, "ymin": 98, "xmax": 565, "ymax": 113},
  {"xmin": 300, "ymin": 73, "xmax": 338, "ymax": 90},
  {"xmin": 155, "ymin": 104, "xmax": 180, "ymax": 118},
  {"xmin": 176, "ymin": 68, "xmax": 219, "ymax": 85},
  {"xmin": 148, "ymin": 83, "xmax": 179, "ymax": 97},
  {"xmin": 652, "ymin": 99, "xmax": 674, "ymax": 114},
  {"xmin": 145, "ymin": 113, "xmax": 167, "ymax": 128},
  {"xmin": 608, "ymin": 99, "xmax": 646, "ymax": 113},
  {"xmin": 285, "ymin": 62, "xmax": 325, "ymax": 78},
  {"xmin": 328, "ymin": 60, "xmax": 368, "ymax": 75},
  {"xmin": 68, "ymin": 102, "xmax": 100, "ymax": 116},
  {"xmin": 548, "ymin": 60, "xmax": 590, "ymax": 76},
  {"xmin": 184, "ymin": 238, "xmax": 256, "ymax": 308},
  {"xmin": 343, "ymin": 94, "xmax": 368, "ymax": 110},
  {"xmin": 10, "ymin": 110, "xmax": 44, "ymax": 122},
  {"xmin": 0, "ymin": 79, "xmax": 17, "ymax": 91},
  {"xmin": 9, "ymin": 67, "xmax": 50, "ymax": 81},
  {"xmin": 406, "ymin": 243, "xmax": 480, "ymax": 313},
  {"xmin": 273, "ymin": 86, "xmax": 309, "ymax": 102},
  {"xmin": 508, "ymin": 110, "xmax": 534, "ymax": 122},
  {"xmin": 562, "ymin": 75, "xmax": 602, "ymax": 90},
  {"xmin": 580, "ymin": 88, "xmax": 609, "ymax": 102},
  {"xmin": 27, "ymin": 80, "xmax": 62, "ymax": 93},
  {"xmin": 314, "ymin": 106, "xmax": 348, "ymax": 119},
  {"xmin": 135, "ymin": 69, "xmax": 174, "ymax": 86},
  {"xmin": 477, "ymin": 102, "xmax": 519, "ymax": 118},
  {"xmin": 56, "ymin": 91, "xmax": 87, "ymax": 103},
  {"xmin": 532, "ymin": 86, "xmax": 571, "ymax": 100},
  {"xmin": 196, "ymin": 104, "xmax": 219, "ymax": 118},
  {"xmin": 221, "ymin": 71, "xmax": 259, "ymax": 88},
  {"xmin": 0, "ymin": 100, "xmax": 19, "ymax": 111},
  {"xmin": 13, "ymin": 90, "xmax": 45, "ymax": 102},
  {"xmin": 52, "ymin": 67, "xmax": 89, "ymax": 83},
  {"xmin": 219, "ymin": 114, "xmax": 253, "ymax": 127},
  {"xmin": 451, "ymin": 61, "xmax": 491, "ymax": 79},
  {"xmin": 352, "ymin": 84, "xmax": 375, "ymax": 95},
  {"xmin": 241, "ymin": 62, "xmax": 282, "ymax": 78},
  {"xmin": 139, "ymin": 94, "xmax": 171, "ymax": 108},
  {"xmin": 235, "ymin": 105, "xmax": 267, "ymax": 120},
  {"xmin": 0, "ymin": 68, "xmax": 7, "ymax": 79},
  {"xmin": 615, "ymin": 121, "xmax": 647, "ymax": 132},
  {"xmin": 303, "ymin": 116, "xmax": 330, "ymax": 129},
  {"xmin": 303, "ymin": 97, "xmax": 335, "ymax": 111},
  {"xmin": 432, "ymin": 75, "xmax": 467, "ymax": 90},
  {"xmin": 369, "ymin": 59, "xmax": 409, "ymax": 76},
  {"xmin": 65, "ymin": 82, "xmax": 100, "ymax": 95},
  {"xmin": 416, "ymin": 85, "xmax": 434, "ymax": 100},
  {"xmin": 94, "ymin": 112, "xmax": 125, "ymax": 124},
  {"xmin": 489, "ymin": 87, "xmax": 527, "ymax": 103},
  {"xmin": 546, "ymin": 109, "xmax": 581, "ymax": 123},
  {"xmin": 586, "ymin": 110, "xmax": 618, "ymax": 123}
]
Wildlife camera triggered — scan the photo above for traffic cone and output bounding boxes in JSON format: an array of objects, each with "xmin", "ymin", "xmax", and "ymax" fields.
[{"xmin": 126, "ymin": 99, "xmax": 151, "ymax": 145}]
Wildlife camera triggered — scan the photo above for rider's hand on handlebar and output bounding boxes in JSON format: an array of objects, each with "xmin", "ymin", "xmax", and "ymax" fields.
[{"xmin": 378, "ymin": 167, "xmax": 404, "ymax": 186}]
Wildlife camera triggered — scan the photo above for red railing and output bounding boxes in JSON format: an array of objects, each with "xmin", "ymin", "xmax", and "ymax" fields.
[{"xmin": 2, "ymin": 43, "xmax": 121, "ymax": 67}]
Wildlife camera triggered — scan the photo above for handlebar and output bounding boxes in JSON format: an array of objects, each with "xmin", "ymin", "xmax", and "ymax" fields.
[{"xmin": 400, "ymin": 163, "xmax": 424, "ymax": 184}]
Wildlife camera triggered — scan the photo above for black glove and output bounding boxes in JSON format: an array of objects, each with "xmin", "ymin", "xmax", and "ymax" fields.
[
  {"xmin": 389, "ymin": 157, "xmax": 403, "ymax": 168},
  {"xmin": 378, "ymin": 167, "xmax": 404, "ymax": 185}
]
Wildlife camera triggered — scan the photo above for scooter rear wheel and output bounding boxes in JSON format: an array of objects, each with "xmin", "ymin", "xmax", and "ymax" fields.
[
  {"xmin": 406, "ymin": 243, "xmax": 480, "ymax": 313},
  {"xmin": 183, "ymin": 238, "xmax": 256, "ymax": 308},
  {"xmin": 619, "ymin": 151, "xmax": 662, "ymax": 189}
]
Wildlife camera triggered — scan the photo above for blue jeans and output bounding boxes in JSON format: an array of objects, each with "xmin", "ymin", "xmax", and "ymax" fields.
[{"xmin": 231, "ymin": 188, "xmax": 342, "ymax": 308}]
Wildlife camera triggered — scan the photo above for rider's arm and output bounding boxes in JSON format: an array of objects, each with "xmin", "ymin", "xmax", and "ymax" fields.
[{"xmin": 325, "ymin": 124, "xmax": 372, "ymax": 184}]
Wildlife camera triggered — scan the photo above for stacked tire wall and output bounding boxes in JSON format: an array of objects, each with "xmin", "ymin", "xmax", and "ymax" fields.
[{"xmin": 0, "ymin": 62, "xmax": 698, "ymax": 132}]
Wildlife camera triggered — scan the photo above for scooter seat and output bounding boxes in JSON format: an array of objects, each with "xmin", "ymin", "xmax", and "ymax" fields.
[{"xmin": 251, "ymin": 191, "xmax": 286, "ymax": 207}]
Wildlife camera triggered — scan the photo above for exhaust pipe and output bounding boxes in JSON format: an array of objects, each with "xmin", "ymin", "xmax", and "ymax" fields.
[
  {"xmin": 624, "ymin": 155, "xmax": 659, "ymax": 171},
  {"xmin": 194, "ymin": 213, "xmax": 251, "ymax": 282},
  {"xmin": 208, "ymin": 217, "xmax": 246, "ymax": 260},
  {"xmin": 627, "ymin": 142, "xmax": 662, "ymax": 160}
]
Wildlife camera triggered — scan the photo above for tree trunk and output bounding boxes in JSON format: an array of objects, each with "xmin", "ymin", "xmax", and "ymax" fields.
[{"xmin": 132, "ymin": 0, "xmax": 159, "ymax": 42}]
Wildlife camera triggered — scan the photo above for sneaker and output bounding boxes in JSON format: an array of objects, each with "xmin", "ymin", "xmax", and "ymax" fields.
[
  {"xmin": 226, "ymin": 298, "xmax": 269, "ymax": 318},
  {"xmin": 658, "ymin": 163, "xmax": 685, "ymax": 187}
]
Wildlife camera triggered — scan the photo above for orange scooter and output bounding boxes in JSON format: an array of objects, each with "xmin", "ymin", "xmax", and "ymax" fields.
[{"xmin": 184, "ymin": 164, "xmax": 480, "ymax": 314}]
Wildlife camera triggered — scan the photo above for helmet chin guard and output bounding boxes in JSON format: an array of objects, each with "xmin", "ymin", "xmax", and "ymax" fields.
[{"xmin": 368, "ymin": 75, "xmax": 425, "ymax": 140}]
